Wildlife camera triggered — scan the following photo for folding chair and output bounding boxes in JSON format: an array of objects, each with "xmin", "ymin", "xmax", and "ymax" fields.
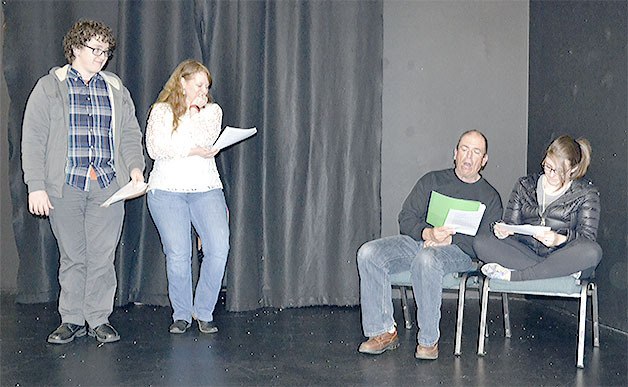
[
  {"xmin": 390, "ymin": 266, "xmax": 483, "ymax": 356},
  {"xmin": 477, "ymin": 275, "xmax": 599, "ymax": 368}
]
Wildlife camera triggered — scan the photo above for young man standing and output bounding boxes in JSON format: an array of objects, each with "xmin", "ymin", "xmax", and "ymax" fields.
[{"xmin": 21, "ymin": 19, "xmax": 145, "ymax": 344}]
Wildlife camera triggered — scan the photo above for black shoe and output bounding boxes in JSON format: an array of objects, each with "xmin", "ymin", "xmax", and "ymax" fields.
[
  {"xmin": 88, "ymin": 323, "xmax": 120, "ymax": 343},
  {"xmin": 47, "ymin": 323, "xmax": 87, "ymax": 344},
  {"xmin": 169, "ymin": 320, "xmax": 191, "ymax": 334},
  {"xmin": 198, "ymin": 320, "xmax": 218, "ymax": 334}
]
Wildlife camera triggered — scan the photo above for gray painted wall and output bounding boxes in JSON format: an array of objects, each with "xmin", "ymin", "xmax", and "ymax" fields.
[{"xmin": 382, "ymin": 0, "xmax": 529, "ymax": 236}]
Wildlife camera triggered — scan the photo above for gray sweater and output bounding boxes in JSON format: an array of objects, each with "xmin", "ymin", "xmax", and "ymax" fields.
[{"xmin": 22, "ymin": 65, "xmax": 145, "ymax": 197}]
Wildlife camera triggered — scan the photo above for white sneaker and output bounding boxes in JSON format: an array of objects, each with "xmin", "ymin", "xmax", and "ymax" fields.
[{"xmin": 481, "ymin": 263, "xmax": 513, "ymax": 281}]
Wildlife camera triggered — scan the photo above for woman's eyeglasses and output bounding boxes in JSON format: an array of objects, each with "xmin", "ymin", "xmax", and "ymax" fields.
[{"xmin": 542, "ymin": 163, "xmax": 562, "ymax": 175}]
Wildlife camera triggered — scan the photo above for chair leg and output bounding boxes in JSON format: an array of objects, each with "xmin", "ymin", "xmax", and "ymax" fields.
[
  {"xmin": 590, "ymin": 283, "xmax": 600, "ymax": 347},
  {"xmin": 502, "ymin": 293, "xmax": 511, "ymax": 338},
  {"xmin": 454, "ymin": 273, "xmax": 468, "ymax": 356},
  {"xmin": 477, "ymin": 279, "xmax": 490, "ymax": 356},
  {"xmin": 576, "ymin": 280, "xmax": 588, "ymax": 369},
  {"xmin": 477, "ymin": 277, "xmax": 488, "ymax": 338},
  {"xmin": 400, "ymin": 286, "xmax": 412, "ymax": 329}
]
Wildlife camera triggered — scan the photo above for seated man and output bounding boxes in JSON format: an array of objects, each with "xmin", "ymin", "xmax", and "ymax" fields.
[{"xmin": 357, "ymin": 130, "xmax": 502, "ymax": 359}]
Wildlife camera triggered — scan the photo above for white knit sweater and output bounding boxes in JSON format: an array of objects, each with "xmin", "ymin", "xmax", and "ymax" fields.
[{"xmin": 146, "ymin": 102, "xmax": 223, "ymax": 192}]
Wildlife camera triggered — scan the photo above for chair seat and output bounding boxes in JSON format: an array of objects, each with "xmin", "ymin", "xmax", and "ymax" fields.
[
  {"xmin": 389, "ymin": 261, "xmax": 481, "ymax": 289},
  {"xmin": 487, "ymin": 275, "xmax": 583, "ymax": 297}
]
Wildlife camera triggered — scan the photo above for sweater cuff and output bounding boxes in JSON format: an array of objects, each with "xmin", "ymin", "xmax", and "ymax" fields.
[
  {"xmin": 27, "ymin": 180, "xmax": 46, "ymax": 193},
  {"xmin": 127, "ymin": 162, "xmax": 145, "ymax": 175}
]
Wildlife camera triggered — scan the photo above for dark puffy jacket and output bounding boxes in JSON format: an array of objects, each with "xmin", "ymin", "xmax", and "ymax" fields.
[{"xmin": 503, "ymin": 173, "xmax": 600, "ymax": 256}]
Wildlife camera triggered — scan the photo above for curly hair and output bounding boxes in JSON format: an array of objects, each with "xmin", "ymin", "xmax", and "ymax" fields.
[
  {"xmin": 154, "ymin": 59, "xmax": 213, "ymax": 131},
  {"xmin": 63, "ymin": 19, "xmax": 116, "ymax": 63}
]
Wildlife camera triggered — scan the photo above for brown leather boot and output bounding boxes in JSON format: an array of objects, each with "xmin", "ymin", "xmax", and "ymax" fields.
[
  {"xmin": 415, "ymin": 342, "xmax": 438, "ymax": 360},
  {"xmin": 358, "ymin": 330, "xmax": 399, "ymax": 354}
]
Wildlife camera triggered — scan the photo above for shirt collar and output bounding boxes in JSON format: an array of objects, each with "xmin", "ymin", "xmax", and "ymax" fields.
[{"xmin": 67, "ymin": 66, "xmax": 103, "ymax": 84}]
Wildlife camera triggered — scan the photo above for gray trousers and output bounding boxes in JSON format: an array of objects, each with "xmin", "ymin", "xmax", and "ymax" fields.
[{"xmin": 49, "ymin": 181, "xmax": 124, "ymax": 327}]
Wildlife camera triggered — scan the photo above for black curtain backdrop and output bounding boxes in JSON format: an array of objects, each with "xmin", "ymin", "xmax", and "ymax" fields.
[
  {"xmin": 4, "ymin": 0, "xmax": 382, "ymax": 311},
  {"xmin": 528, "ymin": 0, "xmax": 627, "ymax": 332}
]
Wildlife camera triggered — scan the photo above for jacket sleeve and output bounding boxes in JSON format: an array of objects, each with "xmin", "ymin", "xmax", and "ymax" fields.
[
  {"xmin": 21, "ymin": 78, "xmax": 50, "ymax": 193},
  {"xmin": 569, "ymin": 185, "xmax": 600, "ymax": 242},
  {"xmin": 118, "ymin": 86, "xmax": 145, "ymax": 173},
  {"xmin": 503, "ymin": 178, "xmax": 525, "ymax": 225}
]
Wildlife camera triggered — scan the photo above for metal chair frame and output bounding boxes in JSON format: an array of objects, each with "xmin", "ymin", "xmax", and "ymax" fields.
[
  {"xmin": 393, "ymin": 270, "xmax": 483, "ymax": 356},
  {"xmin": 477, "ymin": 277, "xmax": 600, "ymax": 368}
]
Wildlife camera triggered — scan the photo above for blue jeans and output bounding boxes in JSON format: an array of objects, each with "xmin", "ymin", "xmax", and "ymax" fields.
[
  {"xmin": 357, "ymin": 235, "xmax": 473, "ymax": 346},
  {"xmin": 148, "ymin": 189, "xmax": 230, "ymax": 323}
]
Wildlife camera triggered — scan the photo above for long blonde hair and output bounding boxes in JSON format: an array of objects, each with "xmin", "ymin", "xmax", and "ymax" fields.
[
  {"xmin": 154, "ymin": 59, "xmax": 212, "ymax": 131},
  {"xmin": 544, "ymin": 135, "xmax": 592, "ymax": 186}
]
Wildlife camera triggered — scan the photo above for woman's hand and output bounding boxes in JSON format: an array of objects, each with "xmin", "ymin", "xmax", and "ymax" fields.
[
  {"xmin": 533, "ymin": 230, "xmax": 566, "ymax": 247},
  {"xmin": 189, "ymin": 92, "xmax": 208, "ymax": 115},
  {"xmin": 189, "ymin": 146, "xmax": 220, "ymax": 158},
  {"xmin": 493, "ymin": 223, "xmax": 514, "ymax": 239},
  {"xmin": 422, "ymin": 226, "xmax": 455, "ymax": 247}
]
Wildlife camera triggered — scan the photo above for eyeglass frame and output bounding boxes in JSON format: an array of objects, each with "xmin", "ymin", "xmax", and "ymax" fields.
[
  {"xmin": 541, "ymin": 162, "xmax": 562, "ymax": 176},
  {"xmin": 83, "ymin": 44, "xmax": 113, "ymax": 58}
]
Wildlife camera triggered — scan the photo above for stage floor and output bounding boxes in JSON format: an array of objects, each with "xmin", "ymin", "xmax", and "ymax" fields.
[{"xmin": 1, "ymin": 292, "xmax": 626, "ymax": 386}]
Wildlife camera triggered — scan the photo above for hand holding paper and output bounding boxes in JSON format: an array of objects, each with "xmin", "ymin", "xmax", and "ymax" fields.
[
  {"xmin": 101, "ymin": 181, "xmax": 148, "ymax": 207},
  {"xmin": 213, "ymin": 126, "xmax": 257, "ymax": 150},
  {"xmin": 495, "ymin": 222, "xmax": 550, "ymax": 236},
  {"xmin": 426, "ymin": 191, "xmax": 486, "ymax": 236}
]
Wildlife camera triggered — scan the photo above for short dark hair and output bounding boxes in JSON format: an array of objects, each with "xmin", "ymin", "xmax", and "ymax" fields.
[
  {"xmin": 456, "ymin": 130, "xmax": 488, "ymax": 154},
  {"xmin": 63, "ymin": 19, "xmax": 116, "ymax": 63}
]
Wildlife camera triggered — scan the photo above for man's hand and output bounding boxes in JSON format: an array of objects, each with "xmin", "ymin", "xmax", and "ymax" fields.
[
  {"xmin": 422, "ymin": 226, "xmax": 455, "ymax": 247},
  {"xmin": 130, "ymin": 168, "xmax": 144, "ymax": 186},
  {"xmin": 28, "ymin": 190, "xmax": 53, "ymax": 216}
]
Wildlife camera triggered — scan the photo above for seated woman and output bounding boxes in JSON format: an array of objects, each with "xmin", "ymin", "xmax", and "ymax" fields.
[{"xmin": 474, "ymin": 135, "xmax": 602, "ymax": 281}]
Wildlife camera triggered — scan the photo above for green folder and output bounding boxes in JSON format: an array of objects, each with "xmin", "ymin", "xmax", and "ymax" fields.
[{"xmin": 426, "ymin": 191, "xmax": 483, "ymax": 228}]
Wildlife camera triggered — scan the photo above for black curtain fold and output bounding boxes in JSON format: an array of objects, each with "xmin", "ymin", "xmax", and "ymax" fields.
[
  {"xmin": 112, "ymin": 0, "xmax": 205, "ymax": 307},
  {"xmin": 5, "ymin": 0, "xmax": 382, "ymax": 312}
]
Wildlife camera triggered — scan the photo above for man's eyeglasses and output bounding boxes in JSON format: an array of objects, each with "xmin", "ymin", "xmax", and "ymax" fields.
[
  {"xmin": 542, "ymin": 163, "xmax": 562, "ymax": 175},
  {"xmin": 83, "ymin": 44, "xmax": 113, "ymax": 58}
]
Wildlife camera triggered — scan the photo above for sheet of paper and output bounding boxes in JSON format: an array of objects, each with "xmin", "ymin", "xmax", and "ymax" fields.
[
  {"xmin": 101, "ymin": 181, "xmax": 148, "ymax": 207},
  {"xmin": 426, "ymin": 191, "xmax": 486, "ymax": 236},
  {"xmin": 444, "ymin": 205, "xmax": 486, "ymax": 236},
  {"xmin": 496, "ymin": 222, "xmax": 551, "ymax": 236},
  {"xmin": 213, "ymin": 126, "xmax": 257, "ymax": 150},
  {"xmin": 426, "ymin": 191, "xmax": 483, "ymax": 228}
]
